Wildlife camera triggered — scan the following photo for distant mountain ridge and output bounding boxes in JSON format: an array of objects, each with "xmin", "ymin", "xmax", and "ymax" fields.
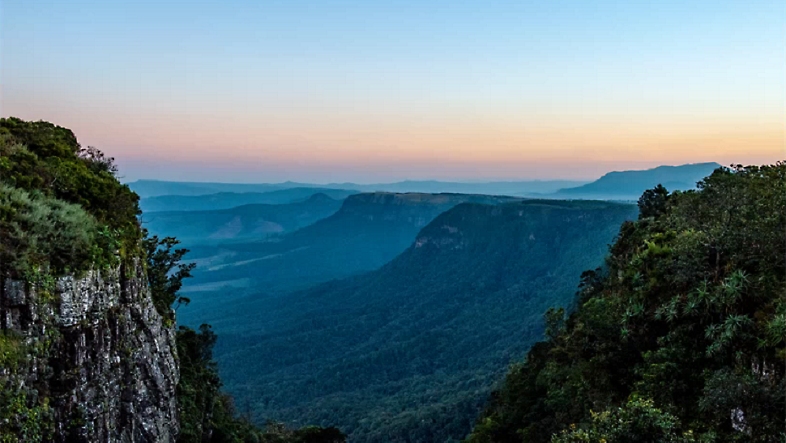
[
  {"xmin": 554, "ymin": 162, "xmax": 721, "ymax": 199},
  {"xmin": 129, "ymin": 179, "xmax": 587, "ymax": 199},
  {"xmin": 139, "ymin": 187, "xmax": 358, "ymax": 212},
  {"xmin": 177, "ymin": 192, "xmax": 522, "ymax": 326},
  {"xmin": 129, "ymin": 180, "xmax": 286, "ymax": 198},
  {"xmin": 130, "ymin": 163, "xmax": 720, "ymax": 202},
  {"xmin": 142, "ymin": 193, "xmax": 344, "ymax": 245},
  {"xmin": 211, "ymin": 199, "xmax": 638, "ymax": 443}
]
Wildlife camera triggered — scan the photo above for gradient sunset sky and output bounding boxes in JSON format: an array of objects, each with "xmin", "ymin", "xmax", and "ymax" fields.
[{"xmin": 2, "ymin": 0, "xmax": 784, "ymax": 183}]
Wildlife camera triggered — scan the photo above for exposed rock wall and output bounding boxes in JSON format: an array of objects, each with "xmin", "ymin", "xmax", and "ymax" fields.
[{"xmin": 0, "ymin": 262, "xmax": 179, "ymax": 442}]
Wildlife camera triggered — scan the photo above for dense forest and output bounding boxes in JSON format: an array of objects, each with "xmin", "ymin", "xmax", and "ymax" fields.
[
  {"xmin": 0, "ymin": 118, "xmax": 344, "ymax": 443},
  {"xmin": 467, "ymin": 163, "xmax": 786, "ymax": 442},
  {"xmin": 142, "ymin": 192, "xmax": 345, "ymax": 246},
  {"xmin": 210, "ymin": 199, "xmax": 637, "ymax": 442},
  {"xmin": 177, "ymin": 192, "xmax": 521, "ymax": 328}
]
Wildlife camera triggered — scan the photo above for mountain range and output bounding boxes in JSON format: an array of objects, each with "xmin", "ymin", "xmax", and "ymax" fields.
[
  {"xmin": 177, "ymin": 192, "xmax": 522, "ymax": 327},
  {"xmin": 141, "ymin": 193, "xmax": 345, "ymax": 246},
  {"xmin": 128, "ymin": 179, "xmax": 587, "ymax": 199},
  {"xmin": 139, "ymin": 187, "xmax": 359, "ymax": 212},
  {"xmin": 211, "ymin": 199, "xmax": 638, "ymax": 442},
  {"xmin": 551, "ymin": 162, "xmax": 721, "ymax": 200},
  {"xmin": 142, "ymin": 160, "xmax": 724, "ymax": 441},
  {"xmin": 7, "ymin": 117, "xmax": 778, "ymax": 443}
]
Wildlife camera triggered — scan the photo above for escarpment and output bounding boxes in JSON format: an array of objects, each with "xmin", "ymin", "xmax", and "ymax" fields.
[{"xmin": 0, "ymin": 261, "xmax": 178, "ymax": 442}]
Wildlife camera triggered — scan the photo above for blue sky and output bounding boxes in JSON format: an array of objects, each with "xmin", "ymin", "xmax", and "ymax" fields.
[{"xmin": 2, "ymin": 0, "xmax": 784, "ymax": 182}]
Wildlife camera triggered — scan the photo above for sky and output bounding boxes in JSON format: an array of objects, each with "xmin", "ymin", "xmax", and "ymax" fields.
[{"xmin": 1, "ymin": 0, "xmax": 784, "ymax": 183}]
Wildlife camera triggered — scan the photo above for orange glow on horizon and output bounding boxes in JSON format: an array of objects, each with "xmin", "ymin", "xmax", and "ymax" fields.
[{"xmin": 5, "ymin": 93, "xmax": 783, "ymax": 180}]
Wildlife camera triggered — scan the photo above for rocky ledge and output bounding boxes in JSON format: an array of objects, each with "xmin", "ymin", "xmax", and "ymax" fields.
[{"xmin": 0, "ymin": 262, "xmax": 179, "ymax": 442}]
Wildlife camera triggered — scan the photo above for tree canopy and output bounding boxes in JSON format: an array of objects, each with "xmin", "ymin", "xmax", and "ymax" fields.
[
  {"xmin": 0, "ymin": 117, "xmax": 141, "ymax": 277},
  {"xmin": 467, "ymin": 162, "xmax": 786, "ymax": 443}
]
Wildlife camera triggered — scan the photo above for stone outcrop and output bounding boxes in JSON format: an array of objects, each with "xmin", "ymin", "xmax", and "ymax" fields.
[{"xmin": 0, "ymin": 262, "xmax": 179, "ymax": 442}]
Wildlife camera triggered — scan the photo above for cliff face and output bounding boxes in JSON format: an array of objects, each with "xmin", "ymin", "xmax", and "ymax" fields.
[
  {"xmin": 0, "ymin": 262, "xmax": 179, "ymax": 442},
  {"xmin": 338, "ymin": 192, "xmax": 521, "ymax": 227}
]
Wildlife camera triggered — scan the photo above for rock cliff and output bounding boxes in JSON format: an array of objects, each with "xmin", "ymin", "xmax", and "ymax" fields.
[{"xmin": 0, "ymin": 261, "xmax": 179, "ymax": 442}]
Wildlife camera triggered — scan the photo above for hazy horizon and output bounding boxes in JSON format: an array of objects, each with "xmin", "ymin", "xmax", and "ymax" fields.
[
  {"xmin": 122, "ymin": 160, "xmax": 723, "ymax": 185},
  {"xmin": 2, "ymin": 0, "xmax": 783, "ymax": 183}
]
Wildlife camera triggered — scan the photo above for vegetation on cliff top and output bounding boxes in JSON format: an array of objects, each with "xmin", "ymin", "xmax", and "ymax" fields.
[
  {"xmin": 467, "ymin": 162, "xmax": 786, "ymax": 442},
  {"xmin": 0, "ymin": 117, "xmax": 140, "ymax": 277},
  {"xmin": 0, "ymin": 118, "xmax": 346, "ymax": 442}
]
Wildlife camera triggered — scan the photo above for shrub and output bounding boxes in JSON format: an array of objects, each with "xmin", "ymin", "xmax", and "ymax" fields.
[
  {"xmin": 0, "ymin": 118, "xmax": 141, "ymax": 264},
  {"xmin": 0, "ymin": 184, "xmax": 112, "ymax": 277}
]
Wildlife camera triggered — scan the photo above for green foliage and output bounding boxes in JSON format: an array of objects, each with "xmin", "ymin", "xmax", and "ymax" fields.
[
  {"xmin": 467, "ymin": 162, "xmax": 786, "ymax": 443},
  {"xmin": 0, "ymin": 390, "xmax": 53, "ymax": 443},
  {"xmin": 176, "ymin": 324, "xmax": 223, "ymax": 442},
  {"xmin": 143, "ymin": 229, "xmax": 196, "ymax": 321},
  {"xmin": 637, "ymin": 184, "xmax": 669, "ymax": 219},
  {"xmin": 176, "ymin": 324, "xmax": 346, "ymax": 443},
  {"xmin": 203, "ymin": 199, "xmax": 636, "ymax": 442},
  {"xmin": 0, "ymin": 332, "xmax": 24, "ymax": 371},
  {"xmin": 142, "ymin": 226, "xmax": 345, "ymax": 443},
  {"xmin": 0, "ymin": 184, "xmax": 116, "ymax": 276},
  {"xmin": 0, "ymin": 117, "xmax": 141, "ymax": 275},
  {"xmin": 256, "ymin": 422, "xmax": 346, "ymax": 443},
  {"xmin": 551, "ymin": 399, "xmax": 696, "ymax": 443},
  {"xmin": 0, "ymin": 334, "xmax": 53, "ymax": 442}
]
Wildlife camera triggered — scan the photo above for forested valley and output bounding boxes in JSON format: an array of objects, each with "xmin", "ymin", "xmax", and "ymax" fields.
[{"xmin": 1, "ymin": 117, "xmax": 783, "ymax": 442}]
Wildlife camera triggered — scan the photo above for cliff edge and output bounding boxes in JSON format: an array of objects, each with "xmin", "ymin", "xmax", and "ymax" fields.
[{"xmin": 0, "ymin": 261, "xmax": 178, "ymax": 442}]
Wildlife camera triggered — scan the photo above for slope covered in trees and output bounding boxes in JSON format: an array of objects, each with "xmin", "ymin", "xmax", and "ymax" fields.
[
  {"xmin": 177, "ymin": 192, "xmax": 521, "ymax": 328},
  {"xmin": 467, "ymin": 163, "xmax": 785, "ymax": 443},
  {"xmin": 142, "ymin": 193, "xmax": 345, "ymax": 246},
  {"xmin": 211, "ymin": 199, "xmax": 637, "ymax": 442}
]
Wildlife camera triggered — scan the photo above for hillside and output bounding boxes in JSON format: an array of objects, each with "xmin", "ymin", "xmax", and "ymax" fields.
[
  {"xmin": 142, "ymin": 193, "xmax": 344, "ymax": 245},
  {"xmin": 210, "ymin": 199, "xmax": 638, "ymax": 442},
  {"xmin": 176, "ymin": 192, "xmax": 521, "ymax": 326},
  {"xmin": 467, "ymin": 163, "xmax": 785, "ymax": 443},
  {"xmin": 139, "ymin": 187, "xmax": 358, "ymax": 212},
  {"xmin": 554, "ymin": 162, "xmax": 721, "ymax": 200}
]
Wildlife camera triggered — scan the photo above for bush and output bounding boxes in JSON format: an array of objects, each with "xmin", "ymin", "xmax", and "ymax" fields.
[
  {"xmin": 551, "ymin": 399, "xmax": 695, "ymax": 443},
  {"xmin": 0, "ymin": 184, "xmax": 112, "ymax": 277},
  {"xmin": 0, "ymin": 118, "xmax": 141, "ymax": 266}
]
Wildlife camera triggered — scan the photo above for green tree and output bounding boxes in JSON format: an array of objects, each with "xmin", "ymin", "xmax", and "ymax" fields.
[
  {"xmin": 551, "ymin": 399, "xmax": 696, "ymax": 443},
  {"xmin": 142, "ymin": 229, "xmax": 195, "ymax": 321},
  {"xmin": 637, "ymin": 184, "xmax": 669, "ymax": 219},
  {"xmin": 467, "ymin": 162, "xmax": 786, "ymax": 443}
]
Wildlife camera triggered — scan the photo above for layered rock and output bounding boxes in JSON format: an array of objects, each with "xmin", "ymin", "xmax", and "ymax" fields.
[{"xmin": 0, "ymin": 262, "xmax": 178, "ymax": 442}]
